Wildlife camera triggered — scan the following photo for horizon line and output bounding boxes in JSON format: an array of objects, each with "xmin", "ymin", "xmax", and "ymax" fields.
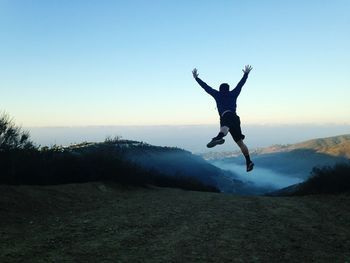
[{"xmin": 25, "ymin": 122, "xmax": 350, "ymax": 128}]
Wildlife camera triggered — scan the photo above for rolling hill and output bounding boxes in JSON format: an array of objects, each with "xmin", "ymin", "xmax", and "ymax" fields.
[
  {"xmin": 66, "ymin": 140, "xmax": 265, "ymax": 195},
  {"xmin": 288, "ymin": 134, "xmax": 350, "ymax": 158},
  {"xmin": 203, "ymin": 134, "xmax": 350, "ymax": 159},
  {"xmin": 254, "ymin": 134, "xmax": 350, "ymax": 158}
]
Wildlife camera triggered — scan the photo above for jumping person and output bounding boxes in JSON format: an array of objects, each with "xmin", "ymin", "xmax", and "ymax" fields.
[{"xmin": 192, "ymin": 65, "xmax": 254, "ymax": 172}]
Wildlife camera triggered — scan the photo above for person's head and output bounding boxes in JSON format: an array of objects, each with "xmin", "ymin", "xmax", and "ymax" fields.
[{"xmin": 219, "ymin": 83, "xmax": 230, "ymax": 92}]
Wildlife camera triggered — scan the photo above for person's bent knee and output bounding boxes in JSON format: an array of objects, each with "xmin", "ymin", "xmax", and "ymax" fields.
[{"xmin": 220, "ymin": 126, "xmax": 230, "ymax": 136}]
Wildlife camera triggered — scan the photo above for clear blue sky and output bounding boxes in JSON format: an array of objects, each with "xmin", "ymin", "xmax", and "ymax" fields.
[{"xmin": 1, "ymin": 0, "xmax": 349, "ymax": 126}]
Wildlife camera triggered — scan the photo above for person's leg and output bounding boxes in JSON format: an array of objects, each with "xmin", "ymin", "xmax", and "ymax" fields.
[
  {"xmin": 207, "ymin": 126, "xmax": 228, "ymax": 148},
  {"xmin": 228, "ymin": 114, "xmax": 254, "ymax": 172},
  {"xmin": 207, "ymin": 115, "xmax": 231, "ymax": 148},
  {"xmin": 236, "ymin": 139, "xmax": 252, "ymax": 162},
  {"xmin": 236, "ymin": 139, "xmax": 254, "ymax": 172},
  {"xmin": 214, "ymin": 126, "xmax": 230, "ymax": 139}
]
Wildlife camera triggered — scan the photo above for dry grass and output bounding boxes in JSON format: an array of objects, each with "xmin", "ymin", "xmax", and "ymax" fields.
[{"xmin": 1, "ymin": 183, "xmax": 350, "ymax": 263}]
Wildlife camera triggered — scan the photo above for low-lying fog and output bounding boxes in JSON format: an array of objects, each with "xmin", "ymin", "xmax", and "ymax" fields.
[{"xmin": 211, "ymin": 160, "xmax": 303, "ymax": 190}]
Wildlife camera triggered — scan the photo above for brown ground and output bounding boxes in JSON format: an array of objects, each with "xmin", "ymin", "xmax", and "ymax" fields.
[{"xmin": 1, "ymin": 182, "xmax": 350, "ymax": 263}]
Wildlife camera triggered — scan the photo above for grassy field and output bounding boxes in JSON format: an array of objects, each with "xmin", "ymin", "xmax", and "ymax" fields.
[{"xmin": 1, "ymin": 182, "xmax": 350, "ymax": 263}]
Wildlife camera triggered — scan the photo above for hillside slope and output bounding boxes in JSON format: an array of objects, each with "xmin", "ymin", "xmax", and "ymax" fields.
[
  {"xmin": 291, "ymin": 134, "xmax": 350, "ymax": 158},
  {"xmin": 253, "ymin": 134, "xmax": 350, "ymax": 158},
  {"xmin": 1, "ymin": 183, "xmax": 350, "ymax": 263},
  {"xmin": 67, "ymin": 140, "xmax": 261, "ymax": 194},
  {"xmin": 203, "ymin": 134, "xmax": 350, "ymax": 159}
]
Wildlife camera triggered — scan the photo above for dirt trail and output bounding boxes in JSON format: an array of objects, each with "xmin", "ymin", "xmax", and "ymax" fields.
[{"xmin": 1, "ymin": 183, "xmax": 350, "ymax": 263}]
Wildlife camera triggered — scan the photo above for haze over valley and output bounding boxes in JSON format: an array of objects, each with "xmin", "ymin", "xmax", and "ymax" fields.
[{"xmin": 204, "ymin": 134, "xmax": 350, "ymax": 193}]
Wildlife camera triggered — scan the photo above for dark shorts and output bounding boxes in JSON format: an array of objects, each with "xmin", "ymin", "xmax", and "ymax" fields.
[{"xmin": 220, "ymin": 111, "xmax": 245, "ymax": 142}]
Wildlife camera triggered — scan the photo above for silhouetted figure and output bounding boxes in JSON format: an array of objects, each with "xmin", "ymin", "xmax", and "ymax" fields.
[{"xmin": 192, "ymin": 65, "xmax": 254, "ymax": 172}]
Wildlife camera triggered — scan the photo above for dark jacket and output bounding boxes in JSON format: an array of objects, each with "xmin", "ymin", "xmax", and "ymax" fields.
[{"xmin": 195, "ymin": 73, "xmax": 248, "ymax": 116}]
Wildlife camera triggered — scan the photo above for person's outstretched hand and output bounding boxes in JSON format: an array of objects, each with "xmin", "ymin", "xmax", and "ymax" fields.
[
  {"xmin": 242, "ymin": 65, "xmax": 253, "ymax": 74},
  {"xmin": 192, "ymin": 68, "xmax": 199, "ymax": 79}
]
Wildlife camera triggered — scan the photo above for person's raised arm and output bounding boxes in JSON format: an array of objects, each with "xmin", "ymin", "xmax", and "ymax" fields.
[
  {"xmin": 192, "ymin": 68, "xmax": 217, "ymax": 97},
  {"xmin": 231, "ymin": 65, "xmax": 253, "ymax": 96}
]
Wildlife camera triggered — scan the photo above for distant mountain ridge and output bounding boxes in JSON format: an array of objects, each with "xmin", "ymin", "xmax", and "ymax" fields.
[
  {"xmin": 289, "ymin": 134, "xmax": 350, "ymax": 158},
  {"xmin": 253, "ymin": 134, "xmax": 350, "ymax": 158},
  {"xmin": 203, "ymin": 134, "xmax": 350, "ymax": 160}
]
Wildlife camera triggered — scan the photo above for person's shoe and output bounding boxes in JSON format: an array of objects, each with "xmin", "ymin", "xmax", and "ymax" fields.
[
  {"xmin": 207, "ymin": 137, "xmax": 225, "ymax": 148},
  {"xmin": 246, "ymin": 161, "xmax": 254, "ymax": 172}
]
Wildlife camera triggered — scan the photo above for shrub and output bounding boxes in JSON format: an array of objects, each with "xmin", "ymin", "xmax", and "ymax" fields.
[
  {"xmin": 294, "ymin": 162, "xmax": 350, "ymax": 195},
  {"xmin": 0, "ymin": 112, "xmax": 36, "ymax": 151}
]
